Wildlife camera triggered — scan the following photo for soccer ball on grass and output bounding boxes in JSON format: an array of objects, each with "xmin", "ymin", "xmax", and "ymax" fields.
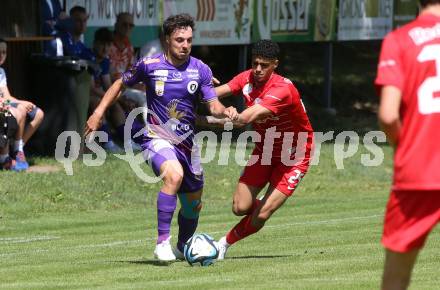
[{"xmin": 184, "ymin": 233, "xmax": 219, "ymax": 266}]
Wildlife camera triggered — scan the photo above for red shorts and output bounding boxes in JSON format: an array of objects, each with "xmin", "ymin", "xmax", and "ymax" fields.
[
  {"xmin": 239, "ymin": 148, "xmax": 310, "ymax": 197},
  {"xmin": 382, "ymin": 190, "xmax": 440, "ymax": 253}
]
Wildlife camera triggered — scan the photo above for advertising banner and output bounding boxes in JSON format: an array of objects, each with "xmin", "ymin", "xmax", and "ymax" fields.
[
  {"xmin": 393, "ymin": 0, "xmax": 418, "ymax": 28},
  {"xmin": 252, "ymin": 0, "xmax": 337, "ymax": 42},
  {"xmin": 338, "ymin": 0, "xmax": 394, "ymax": 40},
  {"xmin": 163, "ymin": 0, "xmax": 251, "ymax": 45}
]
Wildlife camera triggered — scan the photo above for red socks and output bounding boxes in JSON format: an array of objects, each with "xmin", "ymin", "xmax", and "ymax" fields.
[{"xmin": 226, "ymin": 199, "xmax": 262, "ymax": 245}]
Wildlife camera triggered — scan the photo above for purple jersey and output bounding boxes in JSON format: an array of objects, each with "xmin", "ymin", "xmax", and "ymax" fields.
[{"xmin": 122, "ymin": 53, "xmax": 216, "ymax": 150}]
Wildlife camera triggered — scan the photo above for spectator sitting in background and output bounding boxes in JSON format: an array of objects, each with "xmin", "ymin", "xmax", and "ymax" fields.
[
  {"xmin": 89, "ymin": 28, "xmax": 125, "ymax": 152},
  {"xmin": 0, "ymin": 38, "xmax": 44, "ymax": 171},
  {"xmin": 109, "ymin": 12, "xmax": 146, "ymax": 110},
  {"xmin": 109, "ymin": 12, "xmax": 135, "ymax": 81},
  {"xmin": 60, "ymin": 5, "xmax": 95, "ymax": 61},
  {"xmin": 91, "ymin": 28, "xmax": 142, "ymax": 151},
  {"xmin": 0, "ymin": 100, "xmax": 22, "ymax": 171},
  {"xmin": 41, "ymin": 0, "xmax": 67, "ymax": 56}
]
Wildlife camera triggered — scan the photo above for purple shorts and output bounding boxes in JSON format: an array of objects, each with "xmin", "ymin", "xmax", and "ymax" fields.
[{"xmin": 141, "ymin": 138, "xmax": 204, "ymax": 193}]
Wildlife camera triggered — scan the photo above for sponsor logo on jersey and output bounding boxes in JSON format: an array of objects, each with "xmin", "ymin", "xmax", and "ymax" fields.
[
  {"xmin": 155, "ymin": 80, "xmax": 165, "ymax": 96},
  {"xmin": 243, "ymin": 83, "xmax": 253, "ymax": 95},
  {"xmin": 188, "ymin": 73, "xmax": 200, "ymax": 80},
  {"xmin": 154, "ymin": 69, "xmax": 169, "ymax": 77},
  {"xmin": 144, "ymin": 58, "xmax": 160, "ymax": 64},
  {"xmin": 186, "ymin": 68, "xmax": 199, "ymax": 73},
  {"xmin": 155, "ymin": 76, "xmax": 167, "ymax": 81},
  {"xmin": 187, "ymin": 81, "xmax": 199, "ymax": 94},
  {"xmin": 172, "ymin": 71, "xmax": 182, "ymax": 81},
  {"xmin": 167, "ymin": 99, "xmax": 186, "ymax": 120}
]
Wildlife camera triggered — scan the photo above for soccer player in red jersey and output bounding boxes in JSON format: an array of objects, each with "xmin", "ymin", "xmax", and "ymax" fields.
[
  {"xmin": 214, "ymin": 40, "xmax": 314, "ymax": 259},
  {"xmin": 376, "ymin": 1, "xmax": 440, "ymax": 289}
]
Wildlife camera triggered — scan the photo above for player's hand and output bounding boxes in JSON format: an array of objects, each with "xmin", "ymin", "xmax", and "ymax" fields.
[
  {"xmin": 19, "ymin": 101, "xmax": 36, "ymax": 113},
  {"xmin": 212, "ymin": 76, "xmax": 220, "ymax": 86},
  {"xmin": 224, "ymin": 106, "xmax": 239, "ymax": 121},
  {"xmin": 84, "ymin": 110, "xmax": 104, "ymax": 137}
]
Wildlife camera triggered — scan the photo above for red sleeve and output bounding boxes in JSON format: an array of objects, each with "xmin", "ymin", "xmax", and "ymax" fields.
[
  {"xmin": 375, "ymin": 32, "xmax": 405, "ymax": 93},
  {"xmin": 259, "ymin": 85, "xmax": 293, "ymax": 115},
  {"xmin": 227, "ymin": 70, "xmax": 249, "ymax": 95}
]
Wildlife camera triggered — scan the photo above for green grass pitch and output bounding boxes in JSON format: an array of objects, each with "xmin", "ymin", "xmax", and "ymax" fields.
[{"xmin": 1, "ymin": 144, "xmax": 438, "ymax": 289}]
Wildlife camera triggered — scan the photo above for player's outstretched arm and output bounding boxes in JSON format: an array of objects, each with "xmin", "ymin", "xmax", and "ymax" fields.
[
  {"xmin": 196, "ymin": 115, "xmax": 228, "ymax": 126},
  {"xmin": 84, "ymin": 78, "xmax": 124, "ymax": 136},
  {"xmin": 206, "ymin": 99, "xmax": 226, "ymax": 118},
  {"xmin": 378, "ymin": 85, "xmax": 402, "ymax": 147},
  {"xmin": 214, "ymin": 84, "xmax": 233, "ymax": 99},
  {"xmin": 232, "ymin": 104, "xmax": 273, "ymax": 127}
]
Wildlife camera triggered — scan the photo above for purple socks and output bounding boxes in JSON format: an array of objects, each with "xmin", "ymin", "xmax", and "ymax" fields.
[
  {"xmin": 177, "ymin": 211, "xmax": 199, "ymax": 252},
  {"xmin": 156, "ymin": 191, "xmax": 177, "ymax": 244}
]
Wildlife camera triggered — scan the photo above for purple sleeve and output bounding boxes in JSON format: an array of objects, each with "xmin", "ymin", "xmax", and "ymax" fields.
[
  {"xmin": 122, "ymin": 58, "xmax": 145, "ymax": 86},
  {"xmin": 199, "ymin": 63, "xmax": 217, "ymax": 103}
]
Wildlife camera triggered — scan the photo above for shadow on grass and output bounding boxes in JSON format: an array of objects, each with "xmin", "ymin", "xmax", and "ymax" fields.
[
  {"xmin": 227, "ymin": 254, "xmax": 294, "ymax": 260},
  {"xmin": 115, "ymin": 259, "xmax": 185, "ymax": 267}
]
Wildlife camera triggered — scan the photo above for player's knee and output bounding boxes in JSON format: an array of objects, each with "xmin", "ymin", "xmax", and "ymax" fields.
[
  {"xmin": 232, "ymin": 200, "xmax": 250, "ymax": 216},
  {"xmin": 164, "ymin": 172, "xmax": 183, "ymax": 189},
  {"xmin": 35, "ymin": 108, "xmax": 44, "ymax": 124}
]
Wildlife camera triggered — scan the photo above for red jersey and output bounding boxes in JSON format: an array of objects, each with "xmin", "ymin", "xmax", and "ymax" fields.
[
  {"xmin": 109, "ymin": 36, "xmax": 135, "ymax": 81},
  {"xmin": 228, "ymin": 70, "xmax": 313, "ymax": 159},
  {"xmin": 375, "ymin": 13, "xmax": 440, "ymax": 190}
]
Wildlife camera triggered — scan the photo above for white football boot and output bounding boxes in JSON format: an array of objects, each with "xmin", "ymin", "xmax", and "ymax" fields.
[
  {"xmin": 154, "ymin": 237, "xmax": 176, "ymax": 261},
  {"xmin": 217, "ymin": 236, "xmax": 230, "ymax": 260}
]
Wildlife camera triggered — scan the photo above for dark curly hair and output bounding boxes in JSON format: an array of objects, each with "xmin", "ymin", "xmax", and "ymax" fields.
[
  {"xmin": 252, "ymin": 39, "xmax": 280, "ymax": 60},
  {"xmin": 94, "ymin": 28, "xmax": 113, "ymax": 44},
  {"xmin": 420, "ymin": 0, "xmax": 440, "ymax": 7},
  {"xmin": 162, "ymin": 13, "xmax": 195, "ymax": 37}
]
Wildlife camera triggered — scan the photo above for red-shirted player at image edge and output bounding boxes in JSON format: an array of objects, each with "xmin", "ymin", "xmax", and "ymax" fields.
[{"xmin": 376, "ymin": 1, "xmax": 440, "ymax": 289}]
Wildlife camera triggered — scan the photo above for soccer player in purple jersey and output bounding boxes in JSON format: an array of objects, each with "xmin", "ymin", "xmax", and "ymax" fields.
[{"xmin": 85, "ymin": 14, "xmax": 237, "ymax": 261}]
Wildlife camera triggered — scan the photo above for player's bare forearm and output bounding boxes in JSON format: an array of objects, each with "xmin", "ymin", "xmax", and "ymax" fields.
[
  {"xmin": 378, "ymin": 85, "xmax": 402, "ymax": 148},
  {"xmin": 196, "ymin": 115, "xmax": 228, "ymax": 126},
  {"xmin": 236, "ymin": 104, "xmax": 273, "ymax": 125},
  {"xmin": 85, "ymin": 79, "xmax": 124, "ymax": 136},
  {"xmin": 207, "ymin": 99, "xmax": 227, "ymax": 118},
  {"xmin": 94, "ymin": 79, "xmax": 124, "ymax": 115},
  {"xmin": 214, "ymin": 84, "xmax": 233, "ymax": 99}
]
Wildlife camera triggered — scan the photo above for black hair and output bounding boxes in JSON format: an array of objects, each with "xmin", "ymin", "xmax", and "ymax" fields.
[
  {"xmin": 162, "ymin": 13, "xmax": 195, "ymax": 37},
  {"xmin": 0, "ymin": 38, "xmax": 6, "ymax": 45},
  {"xmin": 251, "ymin": 39, "xmax": 280, "ymax": 60},
  {"xmin": 69, "ymin": 5, "xmax": 87, "ymax": 16},
  {"xmin": 94, "ymin": 28, "xmax": 113, "ymax": 44},
  {"xmin": 420, "ymin": 0, "xmax": 440, "ymax": 7}
]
